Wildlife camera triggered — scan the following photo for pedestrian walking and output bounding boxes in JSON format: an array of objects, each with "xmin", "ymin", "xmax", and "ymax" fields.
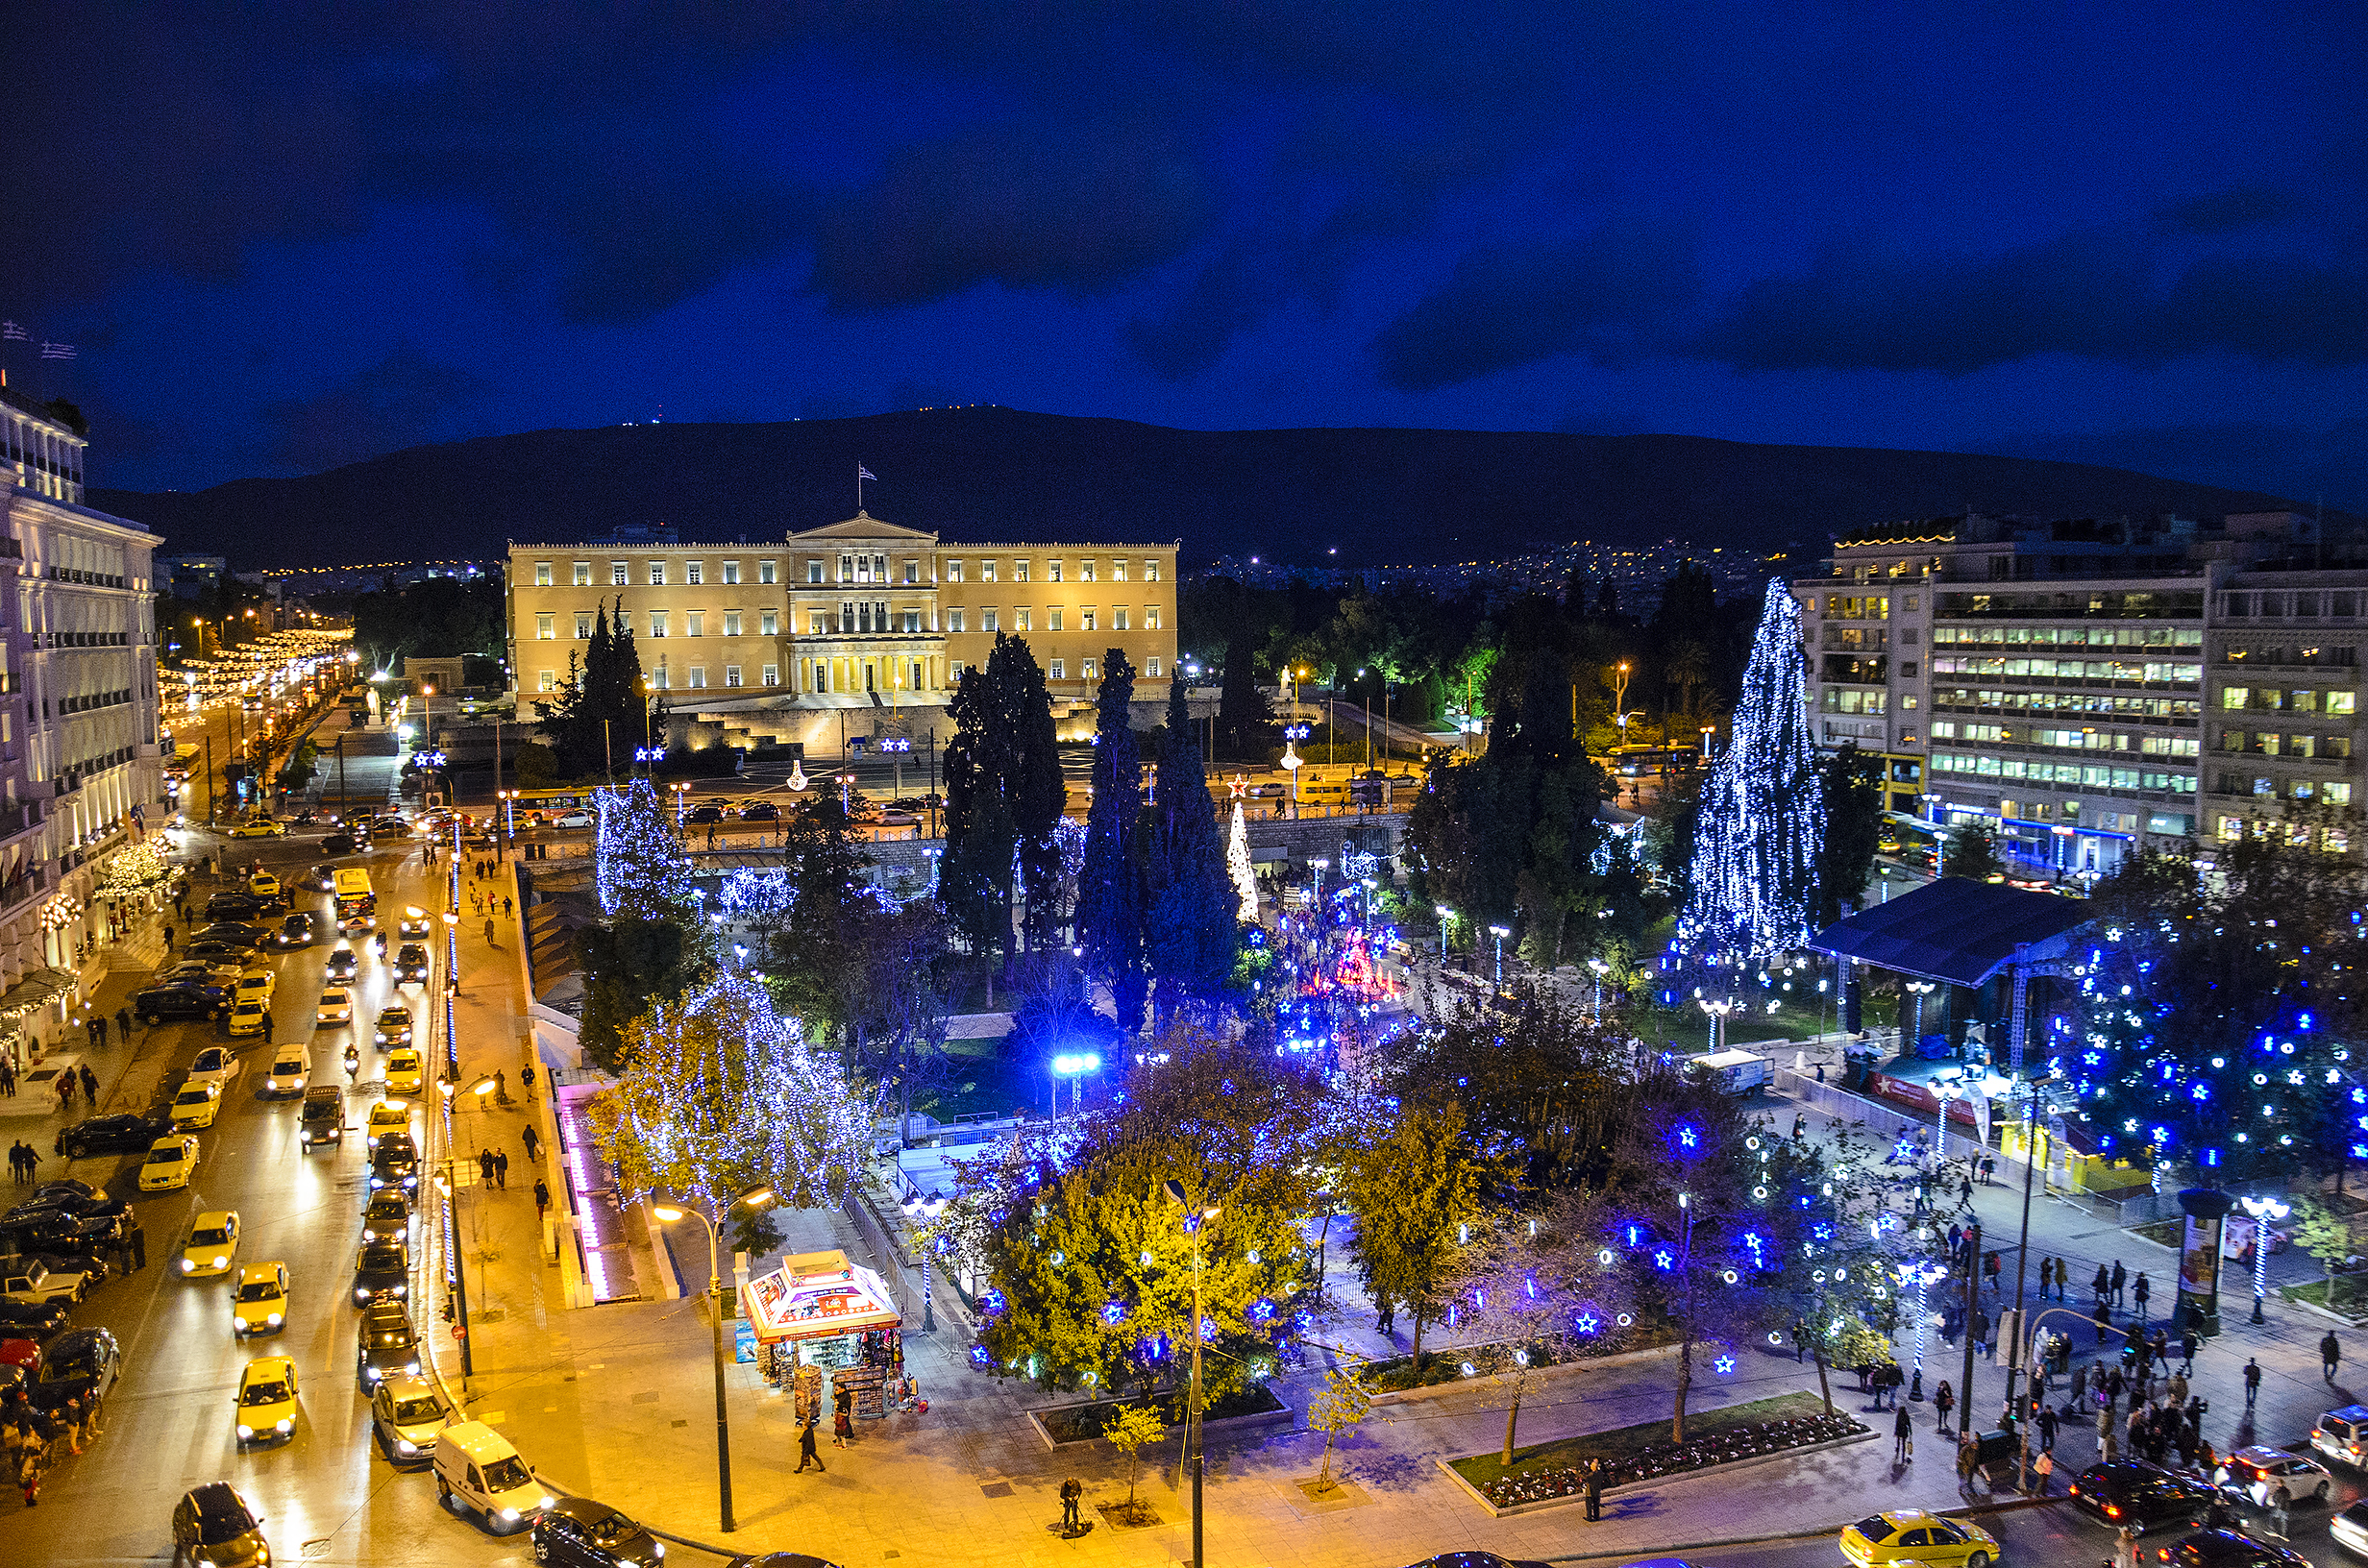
[
  {"xmin": 1935, "ymin": 1379, "xmax": 1955, "ymax": 1435},
  {"xmin": 2038, "ymin": 1406, "xmax": 2058, "ymax": 1453},
  {"xmin": 795, "ymin": 1419, "xmax": 825, "ymax": 1473},
  {"xmin": 494, "ymin": 1069, "xmax": 507, "ymax": 1101},
  {"xmin": 0, "ymin": 1058, "xmax": 14, "ymax": 1096},
  {"xmin": 1956, "ymin": 1435, "xmax": 1980, "ymax": 1498},
  {"xmin": 493, "ymin": 1149, "xmax": 508, "ymax": 1188},
  {"xmin": 2133, "ymin": 1272, "xmax": 2151, "ymax": 1324},
  {"xmin": 2071, "ymin": 1361, "xmax": 2090, "ymax": 1412},
  {"xmin": 2270, "ymin": 1483, "xmax": 2293, "ymax": 1539},
  {"xmin": 2324, "ymin": 1331, "xmax": 2343, "ymax": 1382},
  {"xmin": 2244, "ymin": 1357, "xmax": 2262, "ymax": 1409},
  {"xmin": 2167, "ymin": 1370, "xmax": 2188, "ymax": 1409},
  {"xmin": 1791, "ymin": 1319, "xmax": 1808, "ymax": 1362},
  {"xmin": 2092, "ymin": 1262, "xmax": 2110, "ymax": 1305},
  {"xmin": 532, "ymin": 1178, "xmax": 550, "ymax": 1220},
  {"xmin": 162, "ymin": 925, "xmax": 174, "ymax": 952},
  {"xmin": 128, "ymin": 1218, "xmax": 146, "ymax": 1272},
  {"xmin": 2033, "ymin": 1447, "xmax": 2054, "ymax": 1497},
  {"xmin": 1984, "ymin": 1249, "xmax": 2002, "ymax": 1295},
  {"xmin": 522, "ymin": 1124, "xmax": 540, "ymax": 1164},
  {"xmin": 1893, "ymin": 1402, "xmax": 1913, "ymax": 1462},
  {"xmin": 503, "ymin": 895, "xmax": 512, "ymax": 919},
  {"xmin": 484, "ymin": 918, "xmax": 496, "ymax": 945},
  {"xmin": 1583, "ymin": 1458, "xmax": 1604, "ymax": 1521},
  {"xmin": 521, "ymin": 1063, "xmax": 535, "ymax": 1098},
  {"xmin": 1974, "ymin": 1307, "xmax": 1992, "ymax": 1360},
  {"xmin": 479, "ymin": 1148, "xmax": 495, "ymax": 1185},
  {"xmin": 832, "ymin": 1404, "xmax": 853, "ymax": 1449},
  {"xmin": 2115, "ymin": 1524, "xmax": 2142, "ymax": 1568},
  {"xmin": 1959, "ymin": 1170, "xmax": 1973, "ymax": 1206},
  {"xmin": 1059, "ymin": 1477, "xmax": 1083, "ymax": 1534},
  {"xmin": 260, "ymin": 1012, "xmax": 274, "ymax": 1044},
  {"xmin": 76, "ymin": 1065, "xmax": 97, "ymax": 1105},
  {"xmin": 114, "ymin": 1008, "xmax": 132, "ymax": 1041},
  {"xmin": 92, "ymin": 1016, "xmax": 108, "ymax": 1048},
  {"xmin": 2180, "ymin": 1329, "xmax": 2198, "ymax": 1377},
  {"xmin": 1375, "ymin": 1293, "xmax": 1395, "ymax": 1336},
  {"xmin": 2110, "ymin": 1260, "xmax": 2127, "ymax": 1308}
]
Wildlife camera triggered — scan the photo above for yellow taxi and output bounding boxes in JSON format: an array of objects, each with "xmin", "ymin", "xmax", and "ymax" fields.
[
  {"xmin": 247, "ymin": 871, "xmax": 282, "ymax": 898},
  {"xmin": 317, "ymin": 988, "xmax": 353, "ymax": 1025},
  {"xmin": 235, "ymin": 971, "xmax": 277, "ymax": 1007},
  {"xmin": 228, "ymin": 1001, "xmax": 271, "ymax": 1038},
  {"xmin": 374, "ymin": 1007, "xmax": 413, "ymax": 1047},
  {"xmin": 181, "ymin": 1211, "xmax": 241, "ymax": 1277},
  {"xmin": 170, "ymin": 1081, "xmax": 224, "ymax": 1131},
  {"xmin": 230, "ymin": 819, "xmax": 287, "ymax": 839},
  {"xmin": 234, "ymin": 1355, "xmax": 301, "ymax": 1446},
  {"xmin": 366, "ymin": 1099, "xmax": 411, "ymax": 1139},
  {"xmin": 232, "ymin": 1262, "xmax": 291, "ymax": 1336},
  {"xmin": 140, "ymin": 1133, "xmax": 202, "ymax": 1191},
  {"xmin": 383, "ymin": 1049, "xmax": 424, "ymax": 1095},
  {"xmin": 1840, "ymin": 1510, "xmax": 2000, "ymax": 1568}
]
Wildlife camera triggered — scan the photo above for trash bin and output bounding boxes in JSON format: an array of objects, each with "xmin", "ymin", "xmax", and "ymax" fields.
[{"xmin": 1973, "ymin": 1428, "xmax": 2020, "ymax": 1470}]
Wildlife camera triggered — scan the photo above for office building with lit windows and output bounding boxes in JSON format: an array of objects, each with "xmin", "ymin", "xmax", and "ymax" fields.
[{"xmin": 1798, "ymin": 509, "xmax": 2361, "ymax": 877}]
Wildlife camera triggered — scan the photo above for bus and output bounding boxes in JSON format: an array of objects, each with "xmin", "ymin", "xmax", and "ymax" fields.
[
  {"xmin": 164, "ymin": 743, "xmax": 201, "ymax": 781},
  {"xmin": 1601, "ymin": 746, "xmax": 1700, "ymax": 779},
  {"xmin": 333, "ymin": 869, "xmax": 376, "ymax": 928},
  {"xmin": 507, "ymin": 787, "xmax": 618, "ymax": 816}
]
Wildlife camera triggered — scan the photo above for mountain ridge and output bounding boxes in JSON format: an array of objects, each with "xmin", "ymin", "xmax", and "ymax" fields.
[{"xmin": 87, "ymin": 406, "xmax": 2334, "ymax": 570}]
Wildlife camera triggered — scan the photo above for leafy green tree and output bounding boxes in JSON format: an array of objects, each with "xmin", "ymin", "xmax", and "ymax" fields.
[
  {"xmin": 1394, "ymin": 986, "xmax": 1632, "ymax": 1191},
  {"xmin": 1341, "ymin": 1099, "xmax": 1493, "ymax": 1373},
  {"xmin": 1941, "ymin": 821, "xmax": 2002, "ymax": 881},
  {"xmin": 1146, "ymin": 676, "xmax": 1236, "ymax": 1027},
  {"xmin": 351, "ymin": 575, "xmax": 506, "ymax": 666},
  {"xmin": 2290, "ymin": 1197, "xmax": 2358, "ymax": 1306},
  {"xmin": 1444, "ymin": 1189, "xmax": 1629, "ymax": 1462},
  {"xmin": 770, "ymin": 792, "xmax": 879, "ymax": 1045},
  {"xmin": 1079, "ymin": 650, "xmax": 1149, "ymax": 1032},
  {"xmin": 578, "ymin": 917, "xmax": 706, "ymax": 1075},
  {"xmin": 1306, "ymin": 1365, "xmax": 1372, "ymax": 1492},
  {"xmin": 1105, "ymin": 1403, "xmax": 1168, "ymax": 1519},
  {"xmin": 1815, "ymin": 743, "xmax": 1886, "ymax": 925}
]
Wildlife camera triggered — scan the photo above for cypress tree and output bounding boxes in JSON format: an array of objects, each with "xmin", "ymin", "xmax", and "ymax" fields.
[
  {"xmin": 1146, "ymin": 675, "xmax": 1235, "ymax": 1028},
  {"xmin": 1078, "ymin": 650, "xmax": 1147, "ymax": 1033},
  {"xmin": 991, "ymin": 635, "xmax": 1066, "ymax": 952},
  {"xmin": 1215, "ymin": 633, "xmax": 1272, "ymax": 762},
  {"xmin": 941, "ymin": 666, "xmax": 1016, "ymax": 972}
]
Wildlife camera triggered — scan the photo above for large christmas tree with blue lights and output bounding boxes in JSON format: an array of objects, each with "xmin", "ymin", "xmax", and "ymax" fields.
[{"xmin": 1681, "ymin": 579, "xmax": 1824, "ymax": 962}]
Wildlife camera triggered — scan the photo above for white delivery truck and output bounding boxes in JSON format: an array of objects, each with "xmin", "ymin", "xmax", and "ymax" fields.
[{"xmin": 1687, "ymin": 1048, "xmax": 1771, "ymax": 1096}]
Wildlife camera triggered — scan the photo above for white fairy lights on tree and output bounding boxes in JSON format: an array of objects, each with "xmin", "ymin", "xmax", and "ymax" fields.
[
  {"xmin": 1680, "ymin": 578, "xmax": 1825, "ymax": 962},
  {"xmin": 588, "ymin": 970, "xmax": 877, "ymax": 1214},
  {"xmin": 1227, "ymin": 800, "xmax": 1258, "ymax": 922},
  {"xmin": 596, "ymin": 777, "xmax": 696, "ymax": 919}
]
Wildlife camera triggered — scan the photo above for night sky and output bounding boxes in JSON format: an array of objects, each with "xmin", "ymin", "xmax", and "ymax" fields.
[{"xmin": 8, "ymin": 3, "xmax": 2364, "ymax": 507}]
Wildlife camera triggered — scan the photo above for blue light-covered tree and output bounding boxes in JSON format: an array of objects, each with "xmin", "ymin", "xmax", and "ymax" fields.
[
  {"xmin": 597, "ymin": 775, "xmax": 696, "ymax": 919},
  {"xmin": 1681, "ymin": 579, "xmax": 1823, "ymax": 961}
]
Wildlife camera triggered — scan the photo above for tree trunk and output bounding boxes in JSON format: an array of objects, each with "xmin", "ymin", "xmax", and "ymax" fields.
[
  {"xmin": 1411, "ymin": 1306, "xmax": 1428, "ymax": 1373},
  {"xmin": 1672, "ymin": 1338, "xmax": 1692, "ymax": 1444},
  {"xmin": 1501, "ymin": 1368, "xmax": 1528, "ymax": 1465},
  {"xmin": 1813, "ymin": 1350, "xmax": 1834, "ymax": 1417}
]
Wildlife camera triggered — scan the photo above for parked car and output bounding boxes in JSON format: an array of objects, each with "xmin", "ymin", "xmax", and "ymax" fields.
[
  {"xmin": 187, "ymin": 1046, "xmax": 241, "ymax": 1090},
  {"xmin": 371, "ymin": 1372, "xmax": 447, "ymax": 1465},
  {"xmin": 136, "ymin": 983, "xmax": 230, "ymax": 1023},
  {"xmin": 171, "ymin": 1482, "xmax": 270, "ymax": 1568},
  {"xmin": 0, "ymin": 1259, "xmax": 88, "ymax": 1307},
  {"xmin": 2068, "ymin": 1461, "xmax": 2216, "ymax": 1533},
  {"xmin": 205, "ymin": 892, "xmax": 265, "ymax": 919},
  {"xmin": 193, "ymin": 923, "xmax": 263, "ymax": 948},
  {"xmin": 140, "ymin": 1134, "xmax": 202, "ymax": 1191},
  {"xmin": 40, "ymin": 1324, "xmax": 121, "ymax": 1397},
  {"xmin": 60, "ymin": 1114, "xmax": 171, "ymax": 1159},
  {"xmin": 530, "ymin": 1497, "xmax": 667, "ymax": 1567},
  {"xmin": 0, "ymin": 1300, "xmax": 72, "ymax": 1339}
]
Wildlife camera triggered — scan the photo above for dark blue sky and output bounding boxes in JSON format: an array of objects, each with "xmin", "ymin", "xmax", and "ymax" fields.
[{"xmin": 8, "ymin": 2, "xmax": 2364, "ymax": 507}]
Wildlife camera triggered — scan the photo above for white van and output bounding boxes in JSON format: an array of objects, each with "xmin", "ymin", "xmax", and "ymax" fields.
[
  {"xmin": 432, "ymin": 1420, "xmax": 553, "ymax": 1533},
  {"xmin": 263, "ymin": 1041, "xmax": 311, "ymax": 1098}
]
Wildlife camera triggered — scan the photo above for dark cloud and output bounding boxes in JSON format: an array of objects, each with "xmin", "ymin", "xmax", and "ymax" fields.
[
  {"xmin": 2156, "ymin": 187, "xmax": 2298, "ymax": 234},
  {"xmin": 1370, "ymin": 225, "xmax": 1701, "ymax": 391},
  {"xmin": 258, "ymin": 351, "xmax": 493, "ymax": 474},
  {"xmin": 1690, "ymin": 233, "xmax": 2368, "ymax": 375},
  {"xmin": 807, "ymin": 122, "xmax": 1217, "ymax": 312}
]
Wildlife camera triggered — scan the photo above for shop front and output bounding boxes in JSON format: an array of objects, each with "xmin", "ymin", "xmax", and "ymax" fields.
[{"xmin": 739, "ymin": 1249, "xmax": 911, "ymax": 1427}]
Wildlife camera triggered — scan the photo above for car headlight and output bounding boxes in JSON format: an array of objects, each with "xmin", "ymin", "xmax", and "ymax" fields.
[
  {"xmin": 236, "ymin": 1424, "xmax": 255, "ymax": 1439},
  {"xmin": 405, "ymin": 1360, "xmax": 419, "ymax": 1374},
  {"xmin": 214, "ymin": 1256, "xmax": 229, "ymax": 1268},
  {"xmin": 392, "ymin": 1284, "xmax": 407, "ymax": 1297},
  {"xmin": 356, "ymin": 1288, "xmax": 369, "ymax": 1303},
  {"xmin": 266, "ymin": 1312, "xmax": 282, "ymax": 1325},
  {"xmin": 396, "ymin": 1437, "xmax": 417, "ymax": 1455},
  {"xmin": 499, "ymin": 1508, "xmax": 520, "ymax": 1521},
  {"xmin": 275, "ymin": 1418, "xmax": 292, "ymax": 1433},
  {"xmin": 182, "ymin": 1259, "xmax": 196, "ymax": 1273},
  {"xmin": 653, "ymin": 1541, "xmax": 665, "ymax": 1558}
]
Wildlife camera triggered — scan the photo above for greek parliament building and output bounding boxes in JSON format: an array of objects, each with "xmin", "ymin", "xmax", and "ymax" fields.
[
  {"xmin": 504, "ymin": 514, "xmax": 1179, "ymax": 754},
  {"xmin": 1796, "ymin": 508, "xmax": 2368, "ymax": 878},
  {"xmin": 0, "ymin": 385, "xmax": 167, "ymax": 1058}
]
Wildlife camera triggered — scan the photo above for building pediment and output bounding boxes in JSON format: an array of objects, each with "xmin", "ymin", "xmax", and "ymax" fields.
[{"xmin": 787, "ymin": 511, "xmax": 939, "ymax": 545}]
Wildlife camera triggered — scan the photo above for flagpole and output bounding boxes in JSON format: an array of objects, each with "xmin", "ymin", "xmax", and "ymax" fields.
[{"xmin": 857, "ymin": 463, "xmax": 865, "ymax": 512}]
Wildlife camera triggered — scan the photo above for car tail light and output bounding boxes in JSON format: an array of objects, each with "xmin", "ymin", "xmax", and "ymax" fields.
[{"xmin": 2104, "ymin": 1504, "xmax": 2120, "ymax": 1517}]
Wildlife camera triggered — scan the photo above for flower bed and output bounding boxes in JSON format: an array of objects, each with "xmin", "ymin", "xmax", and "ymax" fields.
[{"xmin": 1450, "ymin": 1391, "xmax": 1867, "ymax": 1509}]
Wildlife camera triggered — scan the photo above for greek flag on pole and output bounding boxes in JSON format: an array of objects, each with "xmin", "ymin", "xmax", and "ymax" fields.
[
  {"xmin": 858, "ymin": 465, "xmax": 876, "ymax": 481},
  {"xmin": 1, "ymin": 321, "xmax": 25, "ymax": 341}
]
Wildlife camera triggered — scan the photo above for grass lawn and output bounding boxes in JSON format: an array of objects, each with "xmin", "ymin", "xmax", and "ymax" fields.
[
  {"xmin": 912, "ymin": 1040, "xmax": 1039, "ymax": 1122},
  {"xmin": 1448, "ymin": 1390, "xmax": 1833, "ymax": 1491},
  {"xmin": 2281, "ymin": 1277, "xmax": 2368, "ymax": 1317}
]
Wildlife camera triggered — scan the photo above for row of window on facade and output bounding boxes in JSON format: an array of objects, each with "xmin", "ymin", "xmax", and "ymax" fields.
[
  {"xmin": 2216, "ymin": 814, "xmax": 2351, "ymax": 852},
  {"xmin": 1819, "ymin": 592, "xmax": 2209, "ymax": 621},
  {"xmin": 530, "ymin": 651, "xmax": 1167, "ymax": 694},
  {"xmin": 532, "ymin": 603, "xmax": 1163, "ymax": 639},
  {"xmin": 1930, "ymin": 750, "xmax": 2200, "ymax": 793},
  {"xmin": 530, "ymin": 555, "xmax": 1163, "ymax": 587}
]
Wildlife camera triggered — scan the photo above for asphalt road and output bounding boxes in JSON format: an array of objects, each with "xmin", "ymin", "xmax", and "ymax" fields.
[{"xmin": 14, "ymin": 825, "xmax": 528, "ymax": 1567}]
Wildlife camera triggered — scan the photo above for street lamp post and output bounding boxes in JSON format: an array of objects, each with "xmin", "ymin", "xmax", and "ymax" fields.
[
  {"xmin": 1897, "ymin": 1256, "xmax": 1950, "ymax": 1402},
  {"xmin": 1905, "ymin": 979, "xmax": 1937, "ymax": 1055},
  {"xmin": 1587, "ymin": 957, "xmax": 1610, "ymax": 1020},
  {"xmin": 2239, "ymin": 1194, "xmax": 2290, "ymax": 1325},
  {"xmin": 898, "ymin": 1190, "xmax": 948, "ymax": 1333},
  {"xmin": 652, "ymin": 1186, "xmax": 778, "ymax": 1535},
  {"xmin": 1932, "ymin": 1069, "xmax": 1968, "ymax": 1180},
  {"xmin": 1433, "ymin": 904, "xmax": 1453, "ymax": 961},
  {"xmin": 1160, "ymin": 1182, "xmax": 1220, "ymax": 1568},
  {"xmin": 1697, "ymin": 994, "xmax": 1738, "ymax": 1054},
  {"xmin": 1488, "ymin": 923, "xmax": 1511, "ymax": 990}
]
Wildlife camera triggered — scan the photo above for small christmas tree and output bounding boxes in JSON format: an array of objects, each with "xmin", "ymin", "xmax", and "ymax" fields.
[
  {"xmin": 596, "ymin": 775, "xmax": 696, "ymax": 919},
  {"xmin": 1681, "ymin": 579, "xmax": 1824, "ymax": 961},
  {"xmin": 1227, "ymin": 797, "xmax": 1258, "ymax": 922}
]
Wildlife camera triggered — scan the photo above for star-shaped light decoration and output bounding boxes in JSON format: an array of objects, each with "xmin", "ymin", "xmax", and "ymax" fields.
[{"xmin": 1714, "ymin": 1355, "xmax": 1737, "ymax": 1375}]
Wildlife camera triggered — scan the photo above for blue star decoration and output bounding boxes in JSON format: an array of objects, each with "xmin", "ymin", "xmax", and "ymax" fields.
[{"xmin": 1714, "ymin": 1356, "xmax": 1737, "ymax": 1375}]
